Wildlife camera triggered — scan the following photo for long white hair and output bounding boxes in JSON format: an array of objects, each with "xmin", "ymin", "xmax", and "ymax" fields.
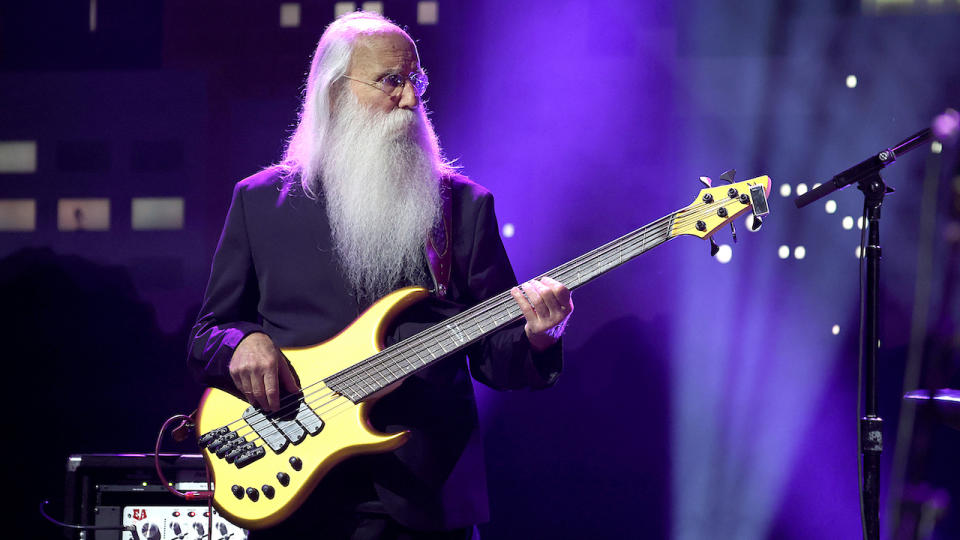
[{"xmin": 278, "ymin": 11, "xmax": 451, "ymax": 198}]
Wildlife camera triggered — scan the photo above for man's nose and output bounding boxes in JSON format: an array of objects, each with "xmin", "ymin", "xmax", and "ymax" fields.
[{"xmin": 397, "ymin": 79, "xmax": 419, "ymax": 110}]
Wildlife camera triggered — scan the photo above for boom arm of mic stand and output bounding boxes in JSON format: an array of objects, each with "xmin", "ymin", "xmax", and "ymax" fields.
[{"xmin": 794, "ymin": 128, "xmax": 932, "ymax": 209}]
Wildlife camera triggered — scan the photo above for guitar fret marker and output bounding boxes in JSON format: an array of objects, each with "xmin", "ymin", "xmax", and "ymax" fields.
[{"xmin": 445, "ymin": 323, "xmax": 467, "ymax": 345}]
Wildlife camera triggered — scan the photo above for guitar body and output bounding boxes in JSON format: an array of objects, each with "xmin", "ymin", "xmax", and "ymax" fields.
[{"xmin": 196, "ymin": 286, "xmax": 430, "ymax": 529}]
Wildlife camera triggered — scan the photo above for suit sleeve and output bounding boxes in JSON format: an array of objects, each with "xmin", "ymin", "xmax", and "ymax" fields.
[
  {"xmin": 463, "ymin": 191, "xmax": 562, "ymax": 391},
  {"xmin": 187, "ymin": 183, "xmax": 266, "ymax": 391}
]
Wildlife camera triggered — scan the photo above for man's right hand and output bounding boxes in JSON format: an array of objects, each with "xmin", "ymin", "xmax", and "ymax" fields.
[{"xmin": 229, "ymin": 332, "xmax": 300, "ymax": 411}]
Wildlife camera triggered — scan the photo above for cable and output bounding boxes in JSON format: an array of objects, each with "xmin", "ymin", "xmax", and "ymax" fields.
[
  {"xmin": 154, "ymin": 412, "xmax": 215, "ymax": 540},
  {"xmin": 39, "ymin": 500, "xmax": 140, "ymax": 539},
  {"xmin": 154, "ymin": 413, "xmax": 214, "ymax": 501}
]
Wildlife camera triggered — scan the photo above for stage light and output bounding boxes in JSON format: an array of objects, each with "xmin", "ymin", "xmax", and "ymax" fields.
[
  {"xmin": 0, "ymin": 199, "xmax": 36, "ymax": 231},
  {"xmin": 361, "ymin": 2, "xmax": 383, "ymax": 14},
  {"xmin": 0, "ymin": 141, "xmax": 37, "ymax": 173},
  {"xmin": 825, "ymin": 200, "xmax": 837, "ymax": 214},
  {"xmin": 778, "ymin": 245, "xmax": 790, "ymax": 259},
  {"xmin": 279, "ymin": 3, "xmax": 301, "ymax": 28},
  {"xmin": 796, "ymin": 183, "xmax": 808, "ymax": 196},
  {"xmin": 417, "ymin": 1, "xmax": 439, "ymax": 24},
  {"xmin": 842, "ymin": 216, "xmax": 854, "ymax": 230},
  {"xmin": 780, "ymin": 184, "xmax": 792, "ymax": 197},
  {"xmin": 832, "ymin": 325, "xmax": 840, "ymax": 335},
  {"xmin": 334, "ymin": 2, "xmax": 356, "ymax": 18},
  {"xmin": 716, "ymin": 244, "xmax": 732, "ymax": 263},
  {"xmin": 856, "ymin": 246, "xmax": 862, "ymax": 258},
  {"xmin": 745, "ymin": 214, "xmax": 761, "ymax": 231},
  {"xmin": 132, "ymin": 198, "xmax": 185, "ymax": 230},
  {"xmin": 58, "ymin": 198, "xmax": 110, "ymax": 231},
  {"xmin": 794, "ymin": 246, "xmax": 806, "ymax": 259},
  {"xmin": 846, "ymin": 75, "xmax": 858, "ymax": 88},
  {"xmin": 502, "ymin": 223, "xmax": 515, "ymax": 238},
  {"xmin": 931, "ymin": 141, "xmax": 943, "ymax": 154},
  {"xmin": 813, "ymin": 183, "xmax": 822, "ymax": 189},
  {"xmin": 858, "ymin": 216, "xmax": 864, "ymax": 229}
]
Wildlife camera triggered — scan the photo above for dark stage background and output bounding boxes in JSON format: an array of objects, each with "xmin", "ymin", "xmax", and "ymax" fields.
[{"xmin": 1, "ymin": 1, "xmax": 958, "ymax": 538}]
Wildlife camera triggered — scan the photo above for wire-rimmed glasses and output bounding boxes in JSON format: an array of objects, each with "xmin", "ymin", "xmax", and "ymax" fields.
[{"xmin": 342, "ymin": 71, "xmax": 429, "ymax": 98}]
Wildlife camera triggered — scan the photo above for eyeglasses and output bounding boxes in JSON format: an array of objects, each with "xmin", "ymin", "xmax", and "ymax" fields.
[{"xmin": 342, "ymin": 71, "xmax": 429, "ymax": 98}]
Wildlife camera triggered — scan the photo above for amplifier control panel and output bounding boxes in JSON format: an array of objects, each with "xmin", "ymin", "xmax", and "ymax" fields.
[{"xmin": 120, "ymin": 505, "xmax": 247, "ymax": 540}]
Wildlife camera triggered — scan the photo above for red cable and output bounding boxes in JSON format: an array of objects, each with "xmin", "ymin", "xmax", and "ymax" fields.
[{"xmin": 154, "ymin": 413, "xmax": 216, "ymax": 539}]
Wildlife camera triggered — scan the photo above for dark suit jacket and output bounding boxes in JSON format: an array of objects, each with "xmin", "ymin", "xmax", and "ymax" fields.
[{"xmin": 188, "ymin": 167, "xmax": 562, "ymax": 531}]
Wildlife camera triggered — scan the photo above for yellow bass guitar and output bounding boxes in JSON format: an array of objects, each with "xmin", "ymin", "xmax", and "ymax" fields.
[{"xmin": 196, "ymin": 174, "xmax": 772, "ymax": 529}]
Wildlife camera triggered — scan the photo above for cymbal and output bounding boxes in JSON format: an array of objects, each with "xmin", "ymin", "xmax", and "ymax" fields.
[{"xmin": 903, "ymin": 389, "xmax": 960, "ymax": 431}]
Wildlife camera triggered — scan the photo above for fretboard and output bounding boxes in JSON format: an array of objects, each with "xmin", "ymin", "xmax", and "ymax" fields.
[{"xmin": 325, "ymin": 211, "xmax": 678, "ymax": 402}]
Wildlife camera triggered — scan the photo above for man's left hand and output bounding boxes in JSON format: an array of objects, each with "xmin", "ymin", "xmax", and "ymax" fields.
[{"xmin": 510, "ymin": 276, "xmax": 573, "ymax": 352}]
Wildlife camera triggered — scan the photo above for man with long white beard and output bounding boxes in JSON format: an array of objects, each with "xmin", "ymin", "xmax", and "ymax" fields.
[{"xmin": 189, "ymin": 11, "xmax": 573, "ymax": 539}]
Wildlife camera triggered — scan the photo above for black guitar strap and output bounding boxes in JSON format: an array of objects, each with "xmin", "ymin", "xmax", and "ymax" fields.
[{"xmin": 424, "ymin": 175, "xmax": 453, "ymax": 298}]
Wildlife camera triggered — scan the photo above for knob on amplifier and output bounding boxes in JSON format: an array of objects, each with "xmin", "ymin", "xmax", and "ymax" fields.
[{"xmin": 122, "ymin": 505, "xmax": 248, "ymax": 539}]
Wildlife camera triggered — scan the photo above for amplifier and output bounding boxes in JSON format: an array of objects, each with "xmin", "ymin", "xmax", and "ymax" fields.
[{"xmin": 64, "ymin": 453, "xmax": 247, "ymax": 540}]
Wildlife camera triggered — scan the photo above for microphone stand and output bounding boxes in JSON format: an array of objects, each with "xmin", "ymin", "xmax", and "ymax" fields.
[{"xmin": 795, "ymin": 127, "xmax": 932, "ymax": 540}]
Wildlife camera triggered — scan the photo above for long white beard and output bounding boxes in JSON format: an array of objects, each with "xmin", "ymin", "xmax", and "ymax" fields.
[{"xmin": 319, "ymin": 92, "xmax": 442, "ymax": 302}]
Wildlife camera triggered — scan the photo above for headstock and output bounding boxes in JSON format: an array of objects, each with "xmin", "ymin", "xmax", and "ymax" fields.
[{"xmin": 670, "ymin": 173, "xmax": 771, "ymax": 241}]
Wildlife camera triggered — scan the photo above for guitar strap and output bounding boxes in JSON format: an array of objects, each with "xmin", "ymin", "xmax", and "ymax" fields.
[{"xmin": 424, "ymin": 175, "xmax": 453, "ymax": 298}]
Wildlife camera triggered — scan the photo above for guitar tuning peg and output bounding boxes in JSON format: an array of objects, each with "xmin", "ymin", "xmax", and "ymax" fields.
[
  {"xmin": 719, "ymin": 169, "xmax": 736, "ymax": 184},
  {"xmin": 710, "ymin": 237, "xmax": 720, "ymax": 256},
  {"xmin": 729, "ymin": 221, "xmax": 738, "ymax": 243},
  {"xmin": 699, "ymin": 176, "xmax": 712, "ymax": 188},
  {"xmin": 750, "ymin": 215, "xmax": 763, "ymax": 231}
]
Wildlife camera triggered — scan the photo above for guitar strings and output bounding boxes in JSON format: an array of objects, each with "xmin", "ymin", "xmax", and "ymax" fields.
[
  {"xmin": 228, "ymin": 199, "xmax": 736, "ymax": 443},
  {"xmin": 326, "ymin": 211, "xmax": 678, "ymax": 390},
  {"xmin": 332, "ymin": 193, "xmax": 735, "ymax": 392},
  {"xmin": 277, "ymin": 194, "xmax": 732, "ymax": 410},
  {"xmin": 207, "ymin": 189, "xmax": 761, "ymax": 447},
  {"xmin": 327, "ymin": 212, "xmax": 675, "ymax": 395},
  {"xmin": 332, "ymin": 190, "xmax": 758, "ymax": 396}
]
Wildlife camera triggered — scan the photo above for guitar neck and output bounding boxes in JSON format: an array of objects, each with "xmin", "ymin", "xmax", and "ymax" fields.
[
  {"xmin": 325, "ymin": 211, "xmax": 678, "ymax": 402},
  {"xmin": 542, "ymin": 211, "xmax": 677, "ymax": 292}
]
